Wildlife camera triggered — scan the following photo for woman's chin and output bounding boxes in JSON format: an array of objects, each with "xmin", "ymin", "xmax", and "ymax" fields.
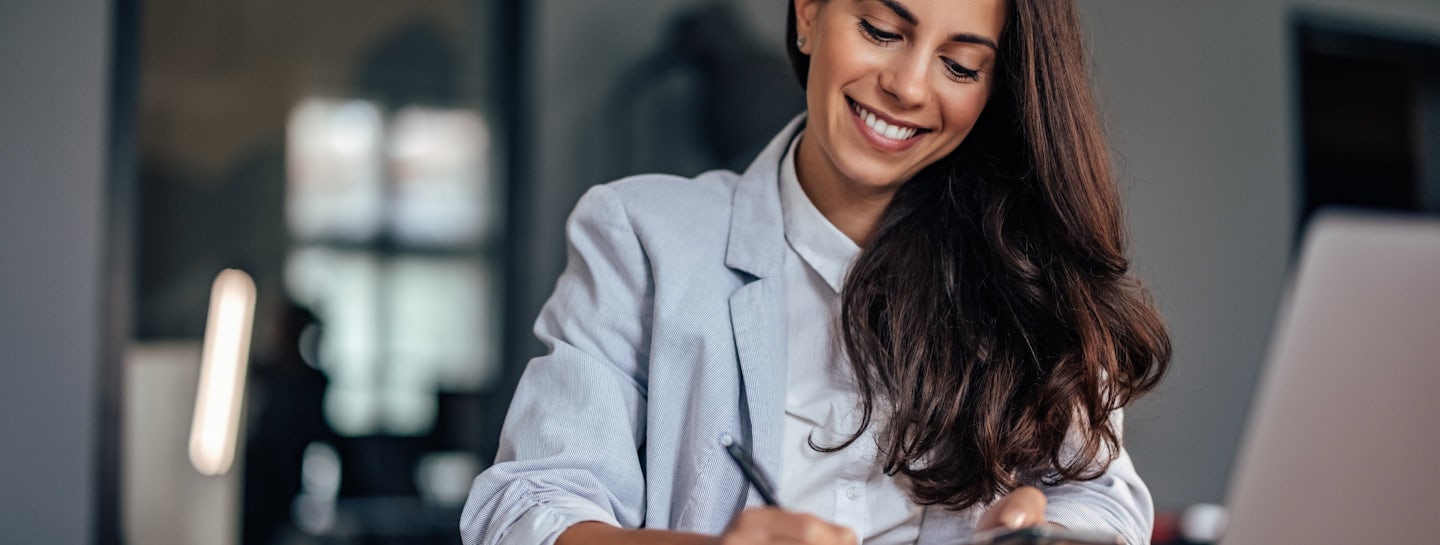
[{"xmin": 837, "ymin": 166, "xmax": 914, "ymax": 195}]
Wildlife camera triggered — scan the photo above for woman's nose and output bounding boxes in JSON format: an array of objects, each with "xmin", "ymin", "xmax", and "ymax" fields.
[{"xmin": 878, "ymin": 52, "xmax": 930, "ymax": 108}]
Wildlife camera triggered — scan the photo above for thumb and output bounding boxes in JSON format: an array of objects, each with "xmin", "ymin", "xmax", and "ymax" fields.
[{"xmin": 976, "ymin": 486, "xmax": 1048, "ymax": 531}]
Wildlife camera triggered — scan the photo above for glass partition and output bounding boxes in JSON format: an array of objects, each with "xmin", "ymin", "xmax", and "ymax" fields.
[{"xmin": 123, "ymin": 0, "xmax": 511, "ymax": 543}]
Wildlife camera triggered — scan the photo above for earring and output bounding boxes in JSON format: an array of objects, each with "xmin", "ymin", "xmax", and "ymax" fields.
[{"xmin": 796, "ymin": 35, "xmax": 806, "ymax": 49}]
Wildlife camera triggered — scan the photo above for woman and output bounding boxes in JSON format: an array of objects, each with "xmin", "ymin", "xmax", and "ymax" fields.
[{"xmin": 461, "ymin": 0, "xmax": 1170, "ymax": 544}]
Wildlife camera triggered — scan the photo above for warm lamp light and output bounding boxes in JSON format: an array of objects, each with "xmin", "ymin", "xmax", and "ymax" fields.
[{"xmin": 188, "ymin": 269, "xmax": 257, "ymax": 476}]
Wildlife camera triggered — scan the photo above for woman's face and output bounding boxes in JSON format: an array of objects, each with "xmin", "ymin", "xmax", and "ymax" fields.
[{"xmin": 795, "ymin": 0, "xmax": 1007, "ymax": 191}]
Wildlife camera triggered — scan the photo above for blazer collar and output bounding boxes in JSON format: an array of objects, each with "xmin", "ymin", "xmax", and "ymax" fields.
[{"xmin": 725, "ymin": 113, "xmax": 807, "ymax": 278}]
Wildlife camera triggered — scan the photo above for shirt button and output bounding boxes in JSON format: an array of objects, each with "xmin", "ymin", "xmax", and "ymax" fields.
[{"xmin": 845, "ymin": 486, "xmax": 859, "ymax": 500}]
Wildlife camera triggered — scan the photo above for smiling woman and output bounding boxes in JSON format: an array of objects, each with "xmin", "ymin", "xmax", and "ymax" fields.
[{"xmin": 461, "ymin": 1, "xmax": 1170, "ymax": 545}]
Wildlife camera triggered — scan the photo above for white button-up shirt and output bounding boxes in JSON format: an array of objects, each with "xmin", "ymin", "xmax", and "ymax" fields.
[{"xmin": 777, "ymin": 132, "xmax": 923, "ymax": 544}]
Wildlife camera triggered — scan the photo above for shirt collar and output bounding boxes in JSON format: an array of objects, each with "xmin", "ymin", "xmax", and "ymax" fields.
[{"xmin": 779, "ymin": 131, "xmax": 861, "ymax": 293}]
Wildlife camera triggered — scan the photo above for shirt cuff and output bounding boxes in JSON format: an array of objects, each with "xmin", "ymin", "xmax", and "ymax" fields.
[
  {"xmin": 499, "ymin": 496, "xmax": 623, "ymax": 545},
  {"xmin": 1046, "ymin": 500, "xmax": 1145, "ymax": 545}
]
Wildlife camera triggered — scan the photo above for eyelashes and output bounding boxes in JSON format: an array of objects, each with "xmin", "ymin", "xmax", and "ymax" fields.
[
  {"xmin": 858, "ymin": 18, "xmax": 902, "ymax": 44},
  {"xmin": 944, "ymin": 59, "xmax": 981, "ymax": 83},
  {"xmin": 856, "ymin": 18, "xmax": 982, "ymax": 83}
]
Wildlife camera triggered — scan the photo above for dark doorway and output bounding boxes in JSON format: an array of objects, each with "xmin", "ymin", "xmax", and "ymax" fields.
[{"xmin": 1297, "ymin": 17, "xmax": 1440, "ymax": 232}]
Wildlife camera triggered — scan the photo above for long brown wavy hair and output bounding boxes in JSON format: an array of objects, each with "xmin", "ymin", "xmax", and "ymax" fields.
[{"xmin": 785, "ymin": 0, "xmax": 1171, "ymax": 509}]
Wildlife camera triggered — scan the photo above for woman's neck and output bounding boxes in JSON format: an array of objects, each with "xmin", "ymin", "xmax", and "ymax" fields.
[{"xmin": 794, "ymin": 133, "xmax": 896, "ymax": 248}]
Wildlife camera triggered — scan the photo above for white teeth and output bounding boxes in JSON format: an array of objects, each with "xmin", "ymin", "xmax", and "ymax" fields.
[{"xmin": 853, "ymin": 102, "xmax": 919, "ymax": 141}]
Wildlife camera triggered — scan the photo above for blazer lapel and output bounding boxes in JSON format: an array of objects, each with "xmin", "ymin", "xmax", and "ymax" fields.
[
  {"xmin": 728, "ymin": 278, "xmax": 786, "ymax": 487},
  {"xmin": 723, "ymin": 114, "xmax": 802, "ymax": 279},
  {"xmin": 723, "ymin": 114, "xmax": 805, "ymax": 492}
]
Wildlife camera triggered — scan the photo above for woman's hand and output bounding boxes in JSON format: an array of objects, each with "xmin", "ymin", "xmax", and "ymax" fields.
[
  {"xmin": 976, "ymin": 486, "xmax": 1049, "ymax": 532},
  {"xmin": 716, "ymin": 507, "xmax": 857, "ymax": 545},
  {"xmin": 555, "ymin": 508, "xmax": 856, "ymax": 545}
]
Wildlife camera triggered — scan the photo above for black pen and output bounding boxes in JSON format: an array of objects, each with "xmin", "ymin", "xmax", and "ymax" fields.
[{"xmin": 720, "ymin": 433, "xmax": 782, "ymax": 507}]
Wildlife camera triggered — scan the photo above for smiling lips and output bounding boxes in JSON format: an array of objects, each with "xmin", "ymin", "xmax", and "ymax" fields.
[{"xmin": 848, "ymin": 97, "xmax": 928, "ymax": 153}]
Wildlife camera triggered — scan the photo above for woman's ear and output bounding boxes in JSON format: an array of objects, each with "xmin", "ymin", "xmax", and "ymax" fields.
[{"xmin": 793, "ymin": 0, "xmax": 822, "ymax": 54}]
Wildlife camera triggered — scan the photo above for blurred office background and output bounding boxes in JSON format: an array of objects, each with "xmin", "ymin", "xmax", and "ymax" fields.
[{"xmin": 2, "ymin": 0, "xmax": 1439, "ymax": 543}]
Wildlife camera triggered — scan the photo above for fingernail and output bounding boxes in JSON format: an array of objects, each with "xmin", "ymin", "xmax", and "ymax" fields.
[{"xmin": 1005, "ymin": 510, "xmax": 1027, "ymax": 528}]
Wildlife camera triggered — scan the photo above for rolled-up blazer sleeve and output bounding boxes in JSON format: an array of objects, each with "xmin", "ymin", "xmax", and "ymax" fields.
[
  {"xmin": 1041, "ymin": 409, "xmax": 1154, "ymax": 545},
  {"xmin": 461, "ymin": 185, "xmax": 653, "ymax": 545}
]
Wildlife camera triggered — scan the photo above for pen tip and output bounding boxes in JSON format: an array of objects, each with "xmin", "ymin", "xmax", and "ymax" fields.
[{"xmin": 718, "ymin": 433, "xmax": 733, "ymax": 447}]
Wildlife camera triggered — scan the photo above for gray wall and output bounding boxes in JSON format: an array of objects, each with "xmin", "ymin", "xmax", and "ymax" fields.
[
  {"xmin": 1080, "ymin": 0, "xmax": 1294, "ymax": 508},
  {"xmin": 520, "ymin": 0, "xmax": 785, "ymax": 334},
  {"xmin": 0, "ymin": 0, "xmax": 111, "ymax": 542}
]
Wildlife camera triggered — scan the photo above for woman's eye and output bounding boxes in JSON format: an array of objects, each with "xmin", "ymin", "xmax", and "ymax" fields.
[
  {"xmin": 858, "ymin": 19, "xmax": 902, "ymax": 44},
  {"xmin": 944, "ymin": 59, "xmax": 981, "ymax": 83}
]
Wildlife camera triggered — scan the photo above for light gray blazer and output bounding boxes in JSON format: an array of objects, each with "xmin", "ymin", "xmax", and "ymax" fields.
[{"xmin": 460, "ymin": 115, "xmax": 1153, "ymax": 545}]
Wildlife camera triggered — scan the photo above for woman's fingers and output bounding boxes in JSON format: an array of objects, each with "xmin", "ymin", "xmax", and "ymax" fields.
[
  {"xmin": 769, "ymin": 512, "xmax": 855, "ymax": 545},
  {"xmin": 721, "ymin": 507, "xmax": 857, "ymax": 545},
  {"xmin": 722, "ymin": 488, "xmax": 1047, "ymax": 544},
  {"xmin": 976, "ymin": 486, "xmax": 1049, "ymax": 531}
]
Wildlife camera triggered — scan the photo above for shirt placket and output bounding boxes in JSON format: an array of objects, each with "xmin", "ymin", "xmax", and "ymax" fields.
[{"xmin": 832, "ymin": 427, "xmax": 870, "ymax": 541}]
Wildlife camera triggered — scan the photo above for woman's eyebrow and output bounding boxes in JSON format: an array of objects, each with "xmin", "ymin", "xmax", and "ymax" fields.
[
  {"xmin": 949, "ymin": 32, "xmax": 998, "ymax": 51},
  {"xmin": 874, "ymin": 0, "xmax": 919, "ymax": 25},
  {"xmin": 871, "ymin": 0, "xmax": 999, "ymax": 51}
]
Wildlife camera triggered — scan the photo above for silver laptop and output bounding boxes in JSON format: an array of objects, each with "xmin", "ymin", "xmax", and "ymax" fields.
[{"xmin": 1221, "ymin": 211, "xmax": 1440, "ymax": 544}]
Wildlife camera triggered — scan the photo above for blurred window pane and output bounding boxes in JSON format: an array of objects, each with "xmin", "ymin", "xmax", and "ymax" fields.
[
  {"xmin": 388, "ymin": 255, "xmax": 499, "ymax": 392},
  {"xmin": 286, "ymin": 98, "xmax": 386, "ymax": 242},
  {"xmin": 389, "ymin": 106, "xmax": 496, "ymax": 245}
]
